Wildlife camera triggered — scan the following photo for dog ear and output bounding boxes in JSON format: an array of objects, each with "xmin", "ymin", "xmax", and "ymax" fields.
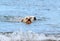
[{"xmin": 34, "ymin": 17, "xmax": 36, "ymax": 20}]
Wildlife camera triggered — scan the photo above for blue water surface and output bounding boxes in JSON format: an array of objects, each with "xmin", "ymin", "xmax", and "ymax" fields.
[{"xmin": 0, "ymin": 0, "xmax": 60, "ymax": 33}]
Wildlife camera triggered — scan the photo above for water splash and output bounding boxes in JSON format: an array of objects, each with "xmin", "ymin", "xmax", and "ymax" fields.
[{"xmin": 0, "ymin": 31, "xmax": 60, "ymax": 41}]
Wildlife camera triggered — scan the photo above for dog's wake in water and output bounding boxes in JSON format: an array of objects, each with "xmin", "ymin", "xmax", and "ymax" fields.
[
  {"xmin": 0, "ymin": 16, "xmax": 49, "ymax": 24},
  {"xmin": 0, "ymin": 16, "xmax": 22, "ymax": 23}
]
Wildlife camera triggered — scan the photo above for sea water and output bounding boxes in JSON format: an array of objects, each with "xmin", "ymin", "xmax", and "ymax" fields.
[{"xmin": 0, "ymin": 0, "xmax": 60, "ymax": 41}]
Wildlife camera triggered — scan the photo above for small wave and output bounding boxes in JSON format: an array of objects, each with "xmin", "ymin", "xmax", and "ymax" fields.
[{"xmin": 0, "ymin": 31, "xmax": 60, "ymax": 41}]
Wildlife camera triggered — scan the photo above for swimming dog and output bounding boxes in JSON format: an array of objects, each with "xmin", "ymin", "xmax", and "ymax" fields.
[{"xmin": 21, "ymin": 16, "xmax": 36, "ymax": 24}]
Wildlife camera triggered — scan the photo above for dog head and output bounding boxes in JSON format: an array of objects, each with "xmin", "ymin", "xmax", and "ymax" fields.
[{"xmin": 21, "ymin": 16, "xmax": 36, "ymax": 24}]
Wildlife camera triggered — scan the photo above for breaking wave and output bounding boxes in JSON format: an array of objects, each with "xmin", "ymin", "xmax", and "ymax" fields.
[{"xmin": 0, "ymin": 31, "xmax": 60, "ymax": 41}]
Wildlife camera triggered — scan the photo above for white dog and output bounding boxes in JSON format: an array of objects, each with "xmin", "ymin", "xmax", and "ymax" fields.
[{"xmin": 21, "ymin": 16, "xmax": 36, "ymax": 24}]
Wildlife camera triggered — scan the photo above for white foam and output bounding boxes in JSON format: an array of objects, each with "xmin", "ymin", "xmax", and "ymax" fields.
[
  {"xmin": 0, "ymin": 31, "xmax": 60, "ymax": 41},
  {"xmin": 0, "ymin": 35, "xmax": 10, "ymax": 41}
]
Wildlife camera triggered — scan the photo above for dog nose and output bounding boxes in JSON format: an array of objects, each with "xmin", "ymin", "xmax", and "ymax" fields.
[{"xmin": 34, "ymin": 17, "xmax": 36, "ymax": 20}]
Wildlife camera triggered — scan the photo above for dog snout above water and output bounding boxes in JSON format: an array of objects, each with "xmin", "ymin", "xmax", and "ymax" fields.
[{"xmin": 26, "ymin": 19, "xmax": 32, "ymax": 24}]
